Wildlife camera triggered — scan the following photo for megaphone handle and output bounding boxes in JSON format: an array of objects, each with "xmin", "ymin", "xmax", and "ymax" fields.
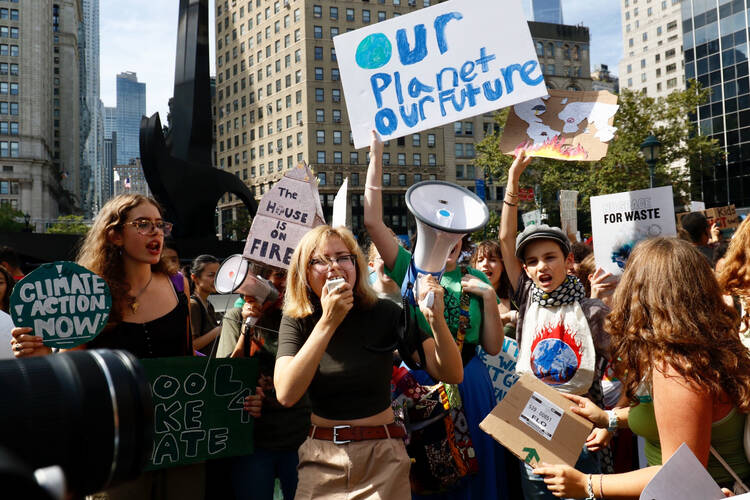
[{"xmin": 423, "ymin": 290, "xmax": 435, "ymax": 308}]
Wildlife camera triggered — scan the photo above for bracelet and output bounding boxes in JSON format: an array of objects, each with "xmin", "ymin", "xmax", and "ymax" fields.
[
  {"xmin": 365, "ymin": 184, "xmax": 382, "ymax": 190},
  {"xmin": 503, "ymin": 200, "xmax": 517, "ymax": 207},
  {"xmin": 586, "ymin": 474, "xmax": 595, "ymax": 500},
  {"xmin": 606, "ymin": 409, "xmax": 618, "ymax": 432},
  {"xmin": 599, "ymin": 473, "xmax": 605, "ymax": 500},
  {"xmin": 506, "ymin": 191, "xmax": 519, "ymax": 198}
]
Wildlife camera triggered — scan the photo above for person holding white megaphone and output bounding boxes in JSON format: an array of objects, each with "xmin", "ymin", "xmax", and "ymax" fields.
[{"xmin": 364, "ymin": 130, "xmax": 509, "ymax": 499}]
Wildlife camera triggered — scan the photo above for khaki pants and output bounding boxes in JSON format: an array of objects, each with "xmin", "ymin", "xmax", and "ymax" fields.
[{"xmin": 295, "ymin": 435, "xmax": 411, "ymax": 500}]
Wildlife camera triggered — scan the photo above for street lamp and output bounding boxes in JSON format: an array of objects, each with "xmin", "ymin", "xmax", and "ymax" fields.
[{"xmin": 640, "ymin": 134, "xmax": 662, "ymax": 189}]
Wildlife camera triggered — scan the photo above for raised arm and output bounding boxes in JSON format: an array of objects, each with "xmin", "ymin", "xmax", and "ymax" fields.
[
  {"xmin": 363, "ymin": 130, "xmax": 399, "ymax": 270},
  {"xmin": 499, "ymin": 152, "xmax": 532, "ymax": 291}
]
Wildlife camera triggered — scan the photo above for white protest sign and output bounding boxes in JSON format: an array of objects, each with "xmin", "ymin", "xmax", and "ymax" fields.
[
  {"xmin": 522, "ymin": 209, "xmax": 541, "ymax": 227},
  {"xmin": 333, "ymin": 0, "xmax": 547, "ymax": 149},
  {"xmin": 690, "ymin": 201, "xmax": 706, "ymax": 211},
  {"xmin": 590, "ymin": 186, "xmax": 676, "ymax": 276},
  {"xmin": 559, "ymin": 190, "xmax": 578, "ymax": 235},
  {"xmin": 478, "ymin": 337, "xmax": 520, "ymax": 403},
  {"xmin": 639, "ymin": 443, "xmax": 726, "ymax": 500},
  {"xmin": 243, "ymin": 163, "xmax": 325, "ymax": 269},
  {"xmin": 331, "ymin": 177, "xmax": 348, "ymax": 228}
]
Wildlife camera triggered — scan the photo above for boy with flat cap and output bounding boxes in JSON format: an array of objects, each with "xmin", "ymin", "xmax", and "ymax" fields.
[{"xmin": 498, "ymin": 152, "xmax": 611, "ymax": 500}]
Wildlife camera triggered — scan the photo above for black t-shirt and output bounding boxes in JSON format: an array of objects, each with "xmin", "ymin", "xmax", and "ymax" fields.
[{"xmin": 277, "ymin": 298, "xmax": 428, "ymax": 420}]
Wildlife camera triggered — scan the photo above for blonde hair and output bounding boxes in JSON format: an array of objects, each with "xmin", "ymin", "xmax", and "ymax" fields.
[
  {"xmin": 608, "ymin": 237, "xmax": 750, "ymax": 411},
  {"xmin": 284, "ymin": 225, "xmax": 378, "ymax": 318},
  {"xmin": 718, "ymin": 217, "xmax": 750, "ymax": 330},
  {"xmin": 77, "ymin": 194, "xmax": 169, "ymax": 321}
]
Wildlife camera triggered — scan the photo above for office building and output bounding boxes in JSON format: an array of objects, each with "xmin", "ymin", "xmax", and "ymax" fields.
[
  {"xmin": 682, "ymin": 0, "xmax": 750, "ymax": 208},
  {"xmin": 592, "ymin": 64, "xmax": 620, "ymax": 93},
  {"xmin": 81, "ymin": 0, "xmax": 103, "ymax": 215},
  {"xmin": 115, "ymin": 71, "xmax": 146, "ymax": 165},
  {"xmin": 0, "ymin": 0, "xmax": 82, "ymax": 229},
  {"xmin": 530, "ymin": 22, "xmax": 593, "ymax": 92},
  {"xmin": 532, "ymin": 0, "xmax": 564, "ymax": 24},
  {"xmin": 113, "ymin": 158, "xmax": 150, "ymax": 197},
  {"xmin": 619, "ymin": 0, "xmax": 684, "ymax": 98}
]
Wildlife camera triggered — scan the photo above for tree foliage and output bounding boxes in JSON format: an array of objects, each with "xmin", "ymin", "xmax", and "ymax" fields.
[
  {"xmin": 475, "ymin": 81, "xmax": 723, "ymax": 234},
  {"xmin": 0, "ymin": 204, "xmax": 24, "ymax": 232},
  {"xmin": 46, "ymin": 215, "xmax": 90, "ymax": 235}
]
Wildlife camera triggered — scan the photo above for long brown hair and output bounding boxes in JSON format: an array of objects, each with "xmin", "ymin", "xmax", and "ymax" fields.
[
  {"xmin": 471, "ymin": 240, "xmax": 512, "ymax": 300},
  {"xmin": 607, "ymin": 237, "xmax": 750, "ymax": 411},
  {"xmin": 284, "ymin": 225, "xmax": 377, "ymax": 318},
  {"xmin": 76, "ymin": 194, "xmax": 169, "ymax": 321},
  {"xmin": 0, "ymin": 265, "xmax": 14, "ymax": 312},
  {"xmin": 718, "ymin": 217, "xmax": 750, "ymax": 330}
]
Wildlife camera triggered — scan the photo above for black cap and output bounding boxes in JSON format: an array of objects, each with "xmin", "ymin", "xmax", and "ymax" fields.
[{"xmin": 515, "ymin": 224, "xmax": 571, "ymax": 259}]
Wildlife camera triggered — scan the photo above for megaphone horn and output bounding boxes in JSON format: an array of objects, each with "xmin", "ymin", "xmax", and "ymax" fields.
[
  {"xmin": 215, "ymin": 255, "xmax": 279, "ymax": 304},
  {"xmin": 403, "ymin": 181, "xmax": 489, "ymax": 304}
]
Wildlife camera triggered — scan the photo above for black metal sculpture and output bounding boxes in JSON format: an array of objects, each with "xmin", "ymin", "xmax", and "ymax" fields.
[{"xmin": 139, "ymin": 0, "xmax": 256, "ymax": 239}]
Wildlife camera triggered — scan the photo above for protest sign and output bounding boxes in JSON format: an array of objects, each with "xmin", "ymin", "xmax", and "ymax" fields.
[
  {"xmin": 499, "ymin": 90, "xmax": 619, "ymax": 161},
  {"xmin": 690, "ymin": 201, "xmax": 706, "ymax": 211},
  {"xmin": 10, "ymin": 262, "xmax": 111, "ymax": 349},
  {"xmin": 142, "ymin": 357, "xmax": 259, "ymax": 470},
  {"xmin": 243, "ymin": 163, "xmax": 325, "ymax": 269},
  {"xmin": 559, "ymin": 190, "xmax": 578, "ymax": 235},
  {"xmin": 331, "ymin": 176, "xmax": 348, "ymax": 228},
  {"xmin": 477, "ymin": 337, "xmax": 520, "ymax": 403},
  {"xmin": 522, "ymin": 209, "xmax": 541, "ymax": 227},
  {"xmin": 333, "ymin": 0, "xmax": 546, "ymax": 149},
  {"xmin": 639, "ymin": 443, "xmax": 726, "ymax": 500},
  {"xmin": 480, "ymin": 373, "xmax": 593, "ymax": 468},
  {"xmin": 677, "ymin": 204, "xmax": 740, "ymax": 230},
  {"xmin": 590, "ymin": 186, "xmax": 676, "ymax": 276}
]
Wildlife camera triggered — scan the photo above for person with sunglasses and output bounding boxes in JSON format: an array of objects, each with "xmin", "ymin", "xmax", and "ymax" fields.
[
  {"xmin": 10, "ymin": 194, "xmax": 213, "ymax": 499},
  {"xmin": 275, "ymin": 225, "xmax": 463, "ymax": 499}
]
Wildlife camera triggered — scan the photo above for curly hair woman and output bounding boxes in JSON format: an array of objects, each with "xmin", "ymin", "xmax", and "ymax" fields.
[
  {"xmin": 534, "ymin": 237, "xmax": 750, "ymax": 498},
  {"xmin": 718, "ymin": 216, "xmax": 750, "ymax": 344}
]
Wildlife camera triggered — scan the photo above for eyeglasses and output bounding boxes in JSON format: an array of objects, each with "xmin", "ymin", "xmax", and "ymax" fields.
[
  {"xmin": 309, "ymin": 254, "xmax": 356, "ymax": 272},
  {"xmin": 125, "ymin": 219, "xmax": 173, "ymax": 236}
]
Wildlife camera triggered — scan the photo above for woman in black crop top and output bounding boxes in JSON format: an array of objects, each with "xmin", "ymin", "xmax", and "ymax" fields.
[{"xmin": 275, "ymin": 225, "xmax": 464, "ymax": 500}]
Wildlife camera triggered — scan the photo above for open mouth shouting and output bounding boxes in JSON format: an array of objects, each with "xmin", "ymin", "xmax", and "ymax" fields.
[
  {"xmin": 538, "ymin": 273, "xmax": 554, "ymax": 289},
  {"xmin": 146, "ymin": 239, "xmax": 162, "ymax": 256}
]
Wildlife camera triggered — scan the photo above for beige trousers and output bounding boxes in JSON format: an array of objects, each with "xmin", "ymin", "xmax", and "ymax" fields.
[{"xmin": 294, "ymin": 435, "xmax": 411, "ymax": 500}]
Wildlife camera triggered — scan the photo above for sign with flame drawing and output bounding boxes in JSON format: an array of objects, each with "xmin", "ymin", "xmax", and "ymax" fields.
[{"xmin": 499, "ymin": 90, "xmax": 619, "ymax": 162}]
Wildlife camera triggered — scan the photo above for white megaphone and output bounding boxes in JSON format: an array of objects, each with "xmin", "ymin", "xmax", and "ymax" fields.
[
  {"xmin": 215, "ymin": 254, "xmax": 279, "ymax": 304},
  {"xmin": 403, "ymin": 181, "xmax": 489, "ymax": 306}
]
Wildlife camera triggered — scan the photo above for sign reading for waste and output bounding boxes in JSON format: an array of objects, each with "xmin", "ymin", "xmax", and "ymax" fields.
[
  {"xmin": 10, "ymin": 261, "xmax": 111, "ymax": 349},
  {"xmin": 334, "ymin": 0, "xmax": 546, "ymax": 148},
  {"xmin": 142, "ymin": 357, "xmax": 259, "ymax": 470}
]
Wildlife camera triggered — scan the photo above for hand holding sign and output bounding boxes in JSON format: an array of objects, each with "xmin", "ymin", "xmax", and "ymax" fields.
[{"xmin": 10, "ymin": 262, "xmax": 112, "ymax": 349}]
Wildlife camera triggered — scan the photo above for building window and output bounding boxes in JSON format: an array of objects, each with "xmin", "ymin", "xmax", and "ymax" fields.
[
  {"xmin": 317, "ymin": 151, "xmax": 326, "ymax": 164},
  {"xmin": 346, "ymin": 8, "xmax": 355, "ymax": 21},
  {"xmin": 333, "ymin": 130, "xmax": 342, "ymax": 144},
  {"xmin": 313, "ymin": 5, "xmax": 322, "ymax": 17},
  {"xmin": 333, "ymin": 152, "xmax": 342, "ymax": 165},
  {"xmin": 363, "ymin": 10, "xmax": 370, "ymax": 23},
  {"xmin": 313, "ymin": 26, "xmax": 322, "ymax": 39},
  {"xmin": 317, "ymin": 172, "xmax": 326, "ymax": 185},
  {"xmin": 350, "ymin": 152, "xmax": 358, "ymax": 164},
  {"xmin": 428, "ymin": 153, "xmax": 436, "ymax": 166},
  {"xmin": 398, "ymin": 173, "xmax": 406, "ymax": 186},
  {"xmin": 397, "ymin": 153, "xmax": 406, "ymax": 165},
  {"xmin": 412, "ymin": 133, "xmax": 420, "ymax": 146},
  {"xmin": 427, "ymin": 134, "xmax": 436, "ymax": 147},
  {"xmin": 382, "ymin": 173, "xmax": 391, "ymax": 186},
  {"xmin": 413, "ymin": 153, "xmax": 421, "ymax": 166},
  {"xmin": 331, "ymin": 68, "xmax": 339, "ymax": 81},
  {"xmin": 316, "ymin": 109, "xmax": 324, "ymax": 122},
  {"xmin": 314, "ymin": 46, "xmax": 323, "ymax": 60},
  {"xmin": 316, "ymin": 130, "xmax": 325, "ymax": 144},
  {"xmin": 330, "ymin": 6, "xmax": 338, "ymax": 19},
  {"xmin": 314, "ymin": 67, "xmax": 323, "ymax": 80},
  {"xmin": 332, "ymin": 89, "xmax": 341, "ymax": 102}
]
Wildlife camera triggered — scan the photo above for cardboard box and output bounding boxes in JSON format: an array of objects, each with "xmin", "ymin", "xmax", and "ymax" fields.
[{"xmin": 479, "ymin": 373, "xmax": 593, "ymax": 468}]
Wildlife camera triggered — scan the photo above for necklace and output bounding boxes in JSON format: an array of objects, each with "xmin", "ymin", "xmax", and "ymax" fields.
[{"xmin": 130, "ymin": 274, "xmax": 153, "ymax": 313}]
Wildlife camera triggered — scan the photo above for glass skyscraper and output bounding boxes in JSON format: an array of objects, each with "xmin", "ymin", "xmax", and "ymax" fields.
[
  {"xmin": 683, "ymin": 0, "xmax": 750, "ymax": 208},
  {"xmin": 115, "ymin": 71, "xmax": 146, "ymax": 165},
  {"xmin": 532, "ymin": 0, "xmax": 564, "ymax": 24}
]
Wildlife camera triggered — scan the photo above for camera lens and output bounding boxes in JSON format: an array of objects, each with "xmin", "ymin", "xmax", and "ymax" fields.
[{"xmin": 0, "ymin": 349, "xmax": 154, "ymax": 496}]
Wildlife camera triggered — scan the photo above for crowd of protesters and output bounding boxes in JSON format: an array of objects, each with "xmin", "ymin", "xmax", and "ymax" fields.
[{"xmin": 2, "ymin": 140, "xmax": 750, "ymax": 500}]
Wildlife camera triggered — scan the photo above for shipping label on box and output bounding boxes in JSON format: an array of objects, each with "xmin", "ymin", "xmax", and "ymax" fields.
[{"xmin": 479, "ymin": 373, "xmax": 593, "ymax": 467}]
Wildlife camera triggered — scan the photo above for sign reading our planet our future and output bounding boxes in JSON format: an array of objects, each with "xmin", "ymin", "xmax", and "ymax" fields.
[
  {"xmin": 333, "ymin": 0, "xmax": 547, "ymax": 149},
  {"xmin": 10, "ymin": 261, "xmax": 111, "ymax": 348}
]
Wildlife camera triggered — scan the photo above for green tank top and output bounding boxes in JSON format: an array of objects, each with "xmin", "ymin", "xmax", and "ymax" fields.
[{"xmin": 629, "ymin": 401, "xmax": 750, "ymax": 486}]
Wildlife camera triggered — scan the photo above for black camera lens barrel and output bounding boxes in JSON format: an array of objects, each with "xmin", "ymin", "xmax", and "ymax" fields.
[{"xmin": 0, "ymin": 349, "xmax": 153, "ymax": 496}]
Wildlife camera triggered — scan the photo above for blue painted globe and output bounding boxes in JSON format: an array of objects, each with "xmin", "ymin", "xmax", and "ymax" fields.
[
  {"xmin": 356, "ymin": 33, "xmax": 392, "ymax": 70},
  {"xmin": 530, "ymin": 338, "xmax": 578, "ymax": 385}
]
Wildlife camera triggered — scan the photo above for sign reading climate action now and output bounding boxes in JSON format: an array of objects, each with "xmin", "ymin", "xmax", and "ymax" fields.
[
  {"xmin": 10, "ymin": 261, "xmax": 111, "ymax": 348},
  {"xmin": 142, "ymin": 357, "xmax": 259, "ymax": 470}
]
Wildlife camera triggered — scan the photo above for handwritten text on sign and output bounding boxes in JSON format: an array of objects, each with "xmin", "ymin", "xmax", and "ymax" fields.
[
  {"xmin": 10, "ymin": 261, "xmax": 111, "ymax": 349},
  {"xmin": 142, "ymin": 357, "xmax": 259, "ymax": 470},
  {"xmin": 478, "ymin": 337, "xmax": 520, "ymax": 403},
  {"xmin": 334, "ymin": 0, "xmax": 546, "ymax": 148}
]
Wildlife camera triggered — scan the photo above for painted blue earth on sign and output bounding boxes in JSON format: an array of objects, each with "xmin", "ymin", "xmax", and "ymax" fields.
[{"xmin": 530, "ymin": 339, "xmax": 579, "ymax": 385}]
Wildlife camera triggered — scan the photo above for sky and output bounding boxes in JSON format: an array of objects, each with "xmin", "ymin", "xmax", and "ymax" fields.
[{"xmin": 100, "ymin": 1, "xmax": 622, "ymax": 121}]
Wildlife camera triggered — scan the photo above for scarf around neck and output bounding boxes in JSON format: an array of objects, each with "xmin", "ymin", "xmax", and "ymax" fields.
[{"xmin": 531, "ymin": 275, "xmax": 586, "ymax": 307}]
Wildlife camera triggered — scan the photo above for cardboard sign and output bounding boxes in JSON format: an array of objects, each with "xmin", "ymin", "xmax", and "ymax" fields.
[
  {"xmin": 499, "ymin": 90, "xmax": 619, "ymax": 161},
  {"xmin": 590, "ymin": 186, "xmax": 677, "ymax": 276},
  {"xmin": 477, "ymin": 337, "xmax": 520, "ymax": 403},
  {"xmin": 479, "ymin": 373, "xmax": 593, "ymax": 468},
  {"xmin": 243, "ymin": 163, "xmax": 325, "ymax": 269},
  {"xmin": 677, "ymin": 204, "xmax": 740, "ymax": 230},
  {"xmin": 639, "ymin": 443, "xmax": 726, "ymax": 500},
  {"xmin": 333, "ymin": 0, "xmax": 546, "ymax": 148},
  {"xmin": 10, "ymin": 262, "xmax": 111, "ymax": 348},
  {"xmin": 142, "ymin": 357, "xmax": 259, "ymax": 470},
  {"xmin": 522, "ymin": 209, "xmax": 541, "ymax": 227},
  {"xmin": 559, "ymin": 190, "xmax": 578, "ymax": 235}
]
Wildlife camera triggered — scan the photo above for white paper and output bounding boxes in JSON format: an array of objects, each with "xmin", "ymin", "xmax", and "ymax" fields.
[
  {"xmin": 331, "ymin": 177, "xmax": 348, "ymax": 228},
  {"xmin": 559, "ymin": 190, "xmax": 578, "ymax": 235},
  {"xmin": 519, "ymin": 391, "xmax": 564, "ymax": 441},
  {"xmin": 522, "ymin": 209, "xmax": 541, "ymax": 227},
  {"xmin": 333, "ymin": 0, "xmax": 547, "ymax": 148},
  {"xmin": 589, "ymin": 186, "xmax": 677, "ymax": 276},
  {"xmin": 639, "ymin": 443, "xmax": 725, "ymax": 500},
  {"xmin": 691, "ymin": 201, "xmax": 706, "ymax": 211}
]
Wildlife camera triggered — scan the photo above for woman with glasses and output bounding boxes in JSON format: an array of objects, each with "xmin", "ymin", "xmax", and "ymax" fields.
[
  {"xmin": 275, "ymin": 225, "xmax": 463, "ymax": 499},
  {"xmin": 10, "ymin": 194, "xmax": 208, "ymax": 499}
]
